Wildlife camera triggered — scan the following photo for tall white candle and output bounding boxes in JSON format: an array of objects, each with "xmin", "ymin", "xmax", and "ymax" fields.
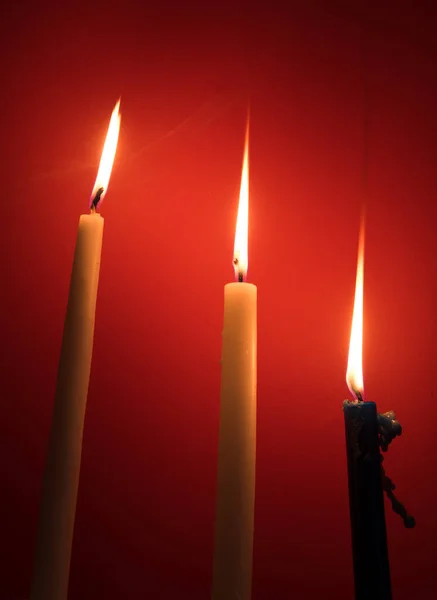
[
  {"xmin": 30, "ymin": 101, "xmax": 121, "ymax": 600},
  {"xmin": 212, "ymin": 121, "xmax": 257, "ymax": 600}
]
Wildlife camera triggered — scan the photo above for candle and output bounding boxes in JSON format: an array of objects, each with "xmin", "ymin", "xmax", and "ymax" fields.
[
  {"xmin": 212, "ymin": 121, "xmax": 257, "ymax": 600},
  {"xmin": 343, "ymin": 217, "xmax": 392, "ymax": 600},
  {"xmin": 30, "ymin": 100, "xmax": 121, "ymax": 600}
]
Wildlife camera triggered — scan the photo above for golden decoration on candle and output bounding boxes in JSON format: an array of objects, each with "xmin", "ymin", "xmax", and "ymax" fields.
[
  {"xmin": 346, "ymin": 218, "xmax": 365, "ymax": 401},
  {"xmin": 233, "ymin": 119, "xmax": 249, "ymax": 281},
  {"xmin": 90, "ymin": 99, "xmax": 121, "ymax": 208}
]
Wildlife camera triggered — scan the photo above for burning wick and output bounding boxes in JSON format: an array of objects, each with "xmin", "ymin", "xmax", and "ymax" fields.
[
  {"xmin": 353, "ymin": 390, "xmax": 364, "ymax": 403},
  {"xmin": 233, "ymin": 258, "xmax": 244, "ymax": 282},
  {"xmin": 90, "ymin": 187, "xmax": 104, "ymax": 212}
]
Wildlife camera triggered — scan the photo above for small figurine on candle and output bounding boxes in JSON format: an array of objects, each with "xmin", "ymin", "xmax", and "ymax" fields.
[{"xmin": 377, "ymin": 411, "xmax": 416, "ymax": 528}]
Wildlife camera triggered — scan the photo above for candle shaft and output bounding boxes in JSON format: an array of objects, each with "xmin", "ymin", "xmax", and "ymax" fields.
[
  {"xmin": 30, "ymin": 213, "xmax": 104, "ymax": 600},
  {"xmin": 212, "ymin": 282, "xmax": 257, "ymax": 600},
  {"xmin": 343, "ymin": 400, "xmax": 391, "ymax": 600}
]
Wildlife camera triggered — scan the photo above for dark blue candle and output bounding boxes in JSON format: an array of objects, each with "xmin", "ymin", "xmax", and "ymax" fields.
[
  {"xmin": 344, "ymin": 220, "xmax": 391, "ymax": 599},
  {"xmin": 343, "ymin": 398, "xmax": 391, "ymax": 600}
]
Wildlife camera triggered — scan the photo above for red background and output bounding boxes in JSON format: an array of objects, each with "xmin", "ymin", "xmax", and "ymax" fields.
[{"xmin": 1, "ymin": 1, "xmax": 436, "ymax": 598}]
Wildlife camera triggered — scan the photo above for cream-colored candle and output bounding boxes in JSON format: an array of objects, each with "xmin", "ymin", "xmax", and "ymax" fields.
[
  {"xmin": 212, "ymin": 121, "xmax": 257, "ymax": 600},
  {"xmin": 30, "ymin": 101, "xmax": 121, "ymax": 600}
]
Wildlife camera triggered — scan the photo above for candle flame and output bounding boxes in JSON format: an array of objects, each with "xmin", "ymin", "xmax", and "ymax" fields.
[
  {"xmin": 233, "ymin": 118, "xmax": 249, "ymax": 281},
  {"xmin": 90, "ymin": 99, "xmax": 121, "ymax": 209},
  {"xmin": 346, "ymin": 218, "xmax": 365, "ymax": 401}
]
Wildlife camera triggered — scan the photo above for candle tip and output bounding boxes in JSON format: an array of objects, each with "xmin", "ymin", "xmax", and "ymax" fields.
[{"xmin": 90, "ymin": 187, "xmax": 104, "ymax": 212}]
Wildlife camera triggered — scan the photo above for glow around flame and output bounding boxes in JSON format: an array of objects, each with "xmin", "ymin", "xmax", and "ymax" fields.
[
  {"xmin": 90, "ymin": 99, "xmax": 121, "ymax": 208},
  {"xmin": 346, "ymin": 218, "xmax": 365, "ymax": 401},
  {"xmin": 233, "ymin": 119, "xmax": 249, "ymax": 280}
]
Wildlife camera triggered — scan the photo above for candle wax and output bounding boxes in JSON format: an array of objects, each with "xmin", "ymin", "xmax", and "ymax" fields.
[
  {"xmin": 30, "ymin": 212, "xmax": 104, "ymax": 600},
  {"xmin": 343, "ymin": 400, "xmax": 391, "ymax": 600},
  {"xmin": 212, "ymin": 281, "xmax": 257, "ymax": 600}
]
